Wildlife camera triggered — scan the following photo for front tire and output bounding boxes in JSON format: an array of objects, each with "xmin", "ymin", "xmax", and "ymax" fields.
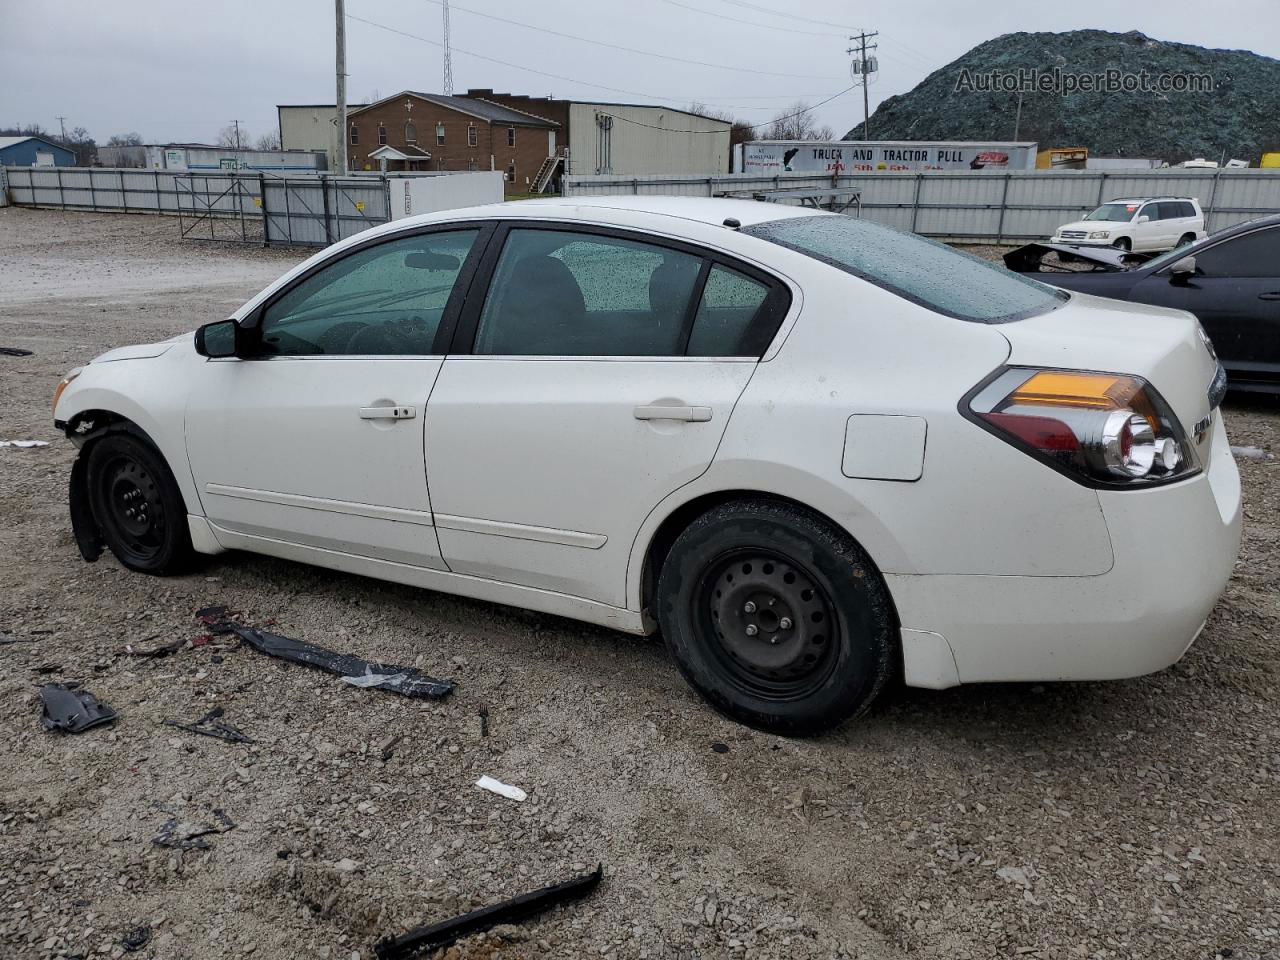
[
  {"xmin": 1112, "ymin": 237, "xmax": 1132, "ymax": 251},
  {"xmin": 656, "ymin": 500, "xmax": 897, "ymax": 735},
  {"xmin": 85, "ymin": 432, "xmax": 193, "ymax": 574}
]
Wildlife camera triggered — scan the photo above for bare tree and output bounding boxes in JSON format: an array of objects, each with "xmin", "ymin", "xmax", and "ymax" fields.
[
  {"xmin": 687, "ymin": 102, "xmax": 755, "ymax": 151},
  {"xmin": 255, "ymin": 131, "xmax": 281, "ymax": 151},
  {"xmin": 765, "ymin": 101, "xmax": 834, "ymax": 141},
  {"xmin": 216, "ymin": 124, "xmax": 248, "ymax": 150},
  {"xmin": 107, "ymin": 132, "xmax": 144, "ymax": 146}
]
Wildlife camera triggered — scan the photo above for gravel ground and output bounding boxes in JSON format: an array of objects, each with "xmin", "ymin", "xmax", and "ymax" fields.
[{"xmin": 1, "ymin": 208, "xmax": 1278, "ymax": 960}]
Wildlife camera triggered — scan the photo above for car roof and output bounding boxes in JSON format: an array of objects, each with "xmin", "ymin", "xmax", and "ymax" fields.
[
  {"xmin": 395, "ymin": 195, "xmax": 825, "ymax": 233},
  {"xmin": 1104, "ymin": 197, "xmax": 1198, "ymax": 203}
]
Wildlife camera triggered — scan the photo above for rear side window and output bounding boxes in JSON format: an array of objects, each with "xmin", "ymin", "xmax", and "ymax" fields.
[
  {"xmin": 1181, "ymin": 201, "xmax": 1198, "ymax": 218},
  {"xmin": 745, "ymin": 215, "xmax": 1065, "ymax": 323},
  {"xmin": 475, "ymin": 228, "xmax": 703, "ymax": 356},
  {"xmin": 688, "ymin": 265, "xmax": 772, "ymax": 356}
]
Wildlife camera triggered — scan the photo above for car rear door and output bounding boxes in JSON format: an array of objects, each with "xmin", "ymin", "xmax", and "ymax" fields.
[
  {"xmin": 185, "ymin": 224, "xmax": 490, "ymax": 568},
  {"xmin": 423, "ymin": 222, "xmax": 791, "ymax": 607},
  {"xmin": 1129, "ymin": 224, "xmax": 1280, "ymax": 384}
]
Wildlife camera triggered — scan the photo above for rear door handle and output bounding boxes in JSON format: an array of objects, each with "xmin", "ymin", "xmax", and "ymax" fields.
[
  {"xmin": 358, "ymin": 405, "xmax": 416, "ymax": 420},
  {"xmin": 633, "ymin": 404, "xmax": 713, "ymax": 422},
  {"xmin": 1259, "ymin": 292, "xmax": 1280, "ymax": 301}
]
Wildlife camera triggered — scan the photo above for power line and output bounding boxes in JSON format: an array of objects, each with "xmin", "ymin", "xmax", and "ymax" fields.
[
  {"xmin": 607, "ymin": 84, "xmax": 858, "ymax": 134},
  {"xmin": 656, "ymin": 0, "xmax": 837, "ymax": 37},
  {"xmin": 416, "ymin": 0, "xmax": 842, "ymax": 80},
  {"xmin": 345, "ymin": 13, "xmax": 826, "ymax": 109},
  {"xmin": 713, "ymin": 0, "xmax": 857, "ymax": 30}
]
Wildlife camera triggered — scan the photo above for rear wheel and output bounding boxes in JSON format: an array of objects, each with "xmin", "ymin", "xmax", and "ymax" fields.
[
  {"xmin": 1177, "ymin": 232, "xmax": 1196, "ymax": 248},
  {"xmin": 86, "ymin": 433, "xmax": 193, "ymax": 574},
  {"xmin": 1112, "ymin": 237, "xmax": 1132, "ymax": 251},
  {"xmin": 656, "ymin": 500, "xmax": 897, "ymax": 735}
]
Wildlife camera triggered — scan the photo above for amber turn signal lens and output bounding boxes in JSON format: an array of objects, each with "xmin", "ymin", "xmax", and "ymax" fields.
[
  {"xmin": 1008, "ymin": 371, "xmax": 1143, "ymax": 411},
  {"xmin": 52, "ymin": 370, "xmax": 80, "ymax": 413}
]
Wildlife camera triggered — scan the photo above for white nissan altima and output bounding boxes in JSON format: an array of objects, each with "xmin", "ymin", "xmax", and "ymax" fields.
[{"xmin": 53, "ymin": 197, "xmax": 1242, "ymax": 733}]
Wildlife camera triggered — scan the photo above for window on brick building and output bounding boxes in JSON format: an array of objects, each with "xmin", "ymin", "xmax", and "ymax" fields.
[
  {"xmin": 349, "ymin": 124, "xmax": 358, "ymax": 145},
  {"xmin": 507, "ymin": 127, "xmax": 516, "ymax": 147},
  {"xmin": 377, "ymin": 125, "xmax": 387, "ymax": 145},
  {"xmin": 505, "ymin": 164, "xmax": 515, "ymax": 182},
  {"xmin": 436, "ymin": 122, "xmax": 446, "ymax": 145},
  {"xmin": 467, "ymin": 125, "xmax": 477, "ymax": 147},
  {"xmin": 405, "ymin": 122, "xmax": 417, "ymax": 143}
]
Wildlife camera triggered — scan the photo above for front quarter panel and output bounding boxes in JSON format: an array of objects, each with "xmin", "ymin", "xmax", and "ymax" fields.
[{"xmin": 56, "ymin": 338, "xmax": 204, "ymax": 514}]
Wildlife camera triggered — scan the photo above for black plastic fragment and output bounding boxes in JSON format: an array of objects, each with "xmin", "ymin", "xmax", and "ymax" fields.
[
  {"xmin": 374, "ymin": 864, "xmax": 603, "ymax": 960},
  {"xmin": 0, "ymin": 347, "xmax": 34, "ymax": 357},
  {"xmin": 39, "ymin": 684, "xmax": 117, "ymax": 733},
  {"xmin": 153, "ymin": 809, "xmax": 235, "ymax": 850},
  {"xmin": 163, "ymin": 706, "xmax": 252, "ymax": 744},
  {"xmin": 68, "ymin": 453, "xmax": 104, "ymax": 563},
  {"xmin": 121, "ymin": 926, "xmax": 152, "ymax": 952},
  {"xmin": 231, "ymin": 624, "xmax": 453, "ymax": 699}
]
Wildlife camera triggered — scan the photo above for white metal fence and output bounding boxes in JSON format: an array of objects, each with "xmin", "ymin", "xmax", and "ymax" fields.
[
  {"xmin": 563, "ymin": 169, "xmax": 1280, "ymax": 242},
  {"xmin": 2, "ymin": 166, "xmax": 392, "ymax": 246}
]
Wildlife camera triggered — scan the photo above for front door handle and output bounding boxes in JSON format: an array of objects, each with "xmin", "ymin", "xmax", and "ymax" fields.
[
  {"xmin": 1259, "ymin": 292, "xmax": 1280, "ymax": 301},
  {"xmin": 358, "ymin": 405, "xmax": 416, "ymax": 420},
  {"xmin": 633, "ymin": 404, "xmax": 713, "ymax": 422}
]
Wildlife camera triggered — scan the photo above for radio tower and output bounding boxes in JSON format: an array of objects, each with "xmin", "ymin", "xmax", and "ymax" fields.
[{"xmin": 441, "ymin": 0, "xmax": 454, "ymax": 94}]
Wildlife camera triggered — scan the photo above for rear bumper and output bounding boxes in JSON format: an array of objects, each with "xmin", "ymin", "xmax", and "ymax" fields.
[{"xmin": 891, "ymin": 413, "xmax": 1242, "ymax": 687}]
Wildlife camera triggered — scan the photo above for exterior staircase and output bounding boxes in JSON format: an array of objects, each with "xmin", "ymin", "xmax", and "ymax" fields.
[{"xmin": 531, "ymin": 154, "xmax": 564, "ymax": 194}]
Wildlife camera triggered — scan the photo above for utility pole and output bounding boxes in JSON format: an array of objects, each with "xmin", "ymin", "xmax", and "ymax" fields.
[
  {"xmin": 442, "ymin": 0, "xmax": 454, "ymax": 95},
  {"xmin": 847, "ymin": 31, "xmax": 878, "ymax": 141},
  {"xmin": 56, "ymin": 116, "xmax": 68, "ymax": 142},
  {"xmin": 229, "ymin": 119, "xmax": 244, "ymax": 168},
  {"xmin": 336, "ymin": 0, "xmax": 348, "ymax": 172},
  {"xmin": 1013, "ymin": 92, "xmax": 1023, "ymax": 140}
]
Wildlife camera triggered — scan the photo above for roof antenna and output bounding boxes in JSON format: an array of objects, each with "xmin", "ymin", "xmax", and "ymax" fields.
[{"xmin": 723, "ymin": 217, "xmax": 741, "ymax": 230}]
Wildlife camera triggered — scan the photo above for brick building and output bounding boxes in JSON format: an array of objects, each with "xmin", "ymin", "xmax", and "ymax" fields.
[{"xmin": 346, "ymin": 92, "xmax": 558, "ymax": 194}]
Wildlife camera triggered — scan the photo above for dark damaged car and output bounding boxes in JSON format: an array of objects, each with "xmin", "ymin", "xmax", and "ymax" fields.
[{"xmin": 1005, "ymin": 215, "xmax": 1280, "ymax": 394}]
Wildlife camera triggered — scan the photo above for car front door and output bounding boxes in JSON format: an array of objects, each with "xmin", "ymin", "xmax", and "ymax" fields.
[
  {"xmin": 423, "ymin": 223, "xmax": 791, "ymax": 607},
  {"xmin": 1130, "ymin": 225, "xmax": 1280, "ymax": 383},
  {"xmin": 185, "ymin": 225, "xmax": 489, "ymax": 568}
]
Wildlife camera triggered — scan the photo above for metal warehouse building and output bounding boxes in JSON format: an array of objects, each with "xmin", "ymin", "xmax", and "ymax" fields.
[{"xmin": 0, "ymin": 136, "xmax": 77, "ymax": 167}]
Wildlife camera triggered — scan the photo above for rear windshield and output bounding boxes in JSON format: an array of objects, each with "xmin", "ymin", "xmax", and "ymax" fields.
[{"xmin": 744, "ymin": 215, "xmax": 1066, "ymax": 324}]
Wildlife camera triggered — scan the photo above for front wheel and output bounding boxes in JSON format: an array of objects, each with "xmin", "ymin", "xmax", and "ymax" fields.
[
  {"xmin": 656, "ymin": 500, "xmax": 897, "ymax": 735},
  {"xmin": 85, "ymin": 432, "xmax": 193, "ymax": 574},
  {"xmin": 1112, "ymin": 237, "xmax": 1132, "ymax": 251}
]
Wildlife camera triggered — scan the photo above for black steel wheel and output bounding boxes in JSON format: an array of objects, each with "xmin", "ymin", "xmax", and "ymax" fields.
[
  {"xmin": 657, "ymin": 499, "xmax": 897, "ymax": 735},
  {"xmin": 85, "ymin": 432, "xmax": 193, "ymax": 574}
]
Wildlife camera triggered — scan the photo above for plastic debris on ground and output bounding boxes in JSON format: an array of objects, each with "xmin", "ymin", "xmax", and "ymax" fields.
[
  {"xmin": 39, "ymin": 684, "xmax": 118, "ymax": 733},
  {"xmin": 153, "ymin": 810, "xmax": 235, "ymax": 850},
  {"xmin": 1231, "ymin": 445, "xmax": 1272, "ymax": 460},
  {"xmin": 374, "ymin": 864, "xmax": 603, "ymax": 960},
  {"xmin": 219, "ymin": 619, "xmax": 453, "ymax": 699},
  {"xmin": 475, "ymin": 775, "xmax": 527, "ymax": 802},
  {"xmin": 0, "ymin": 347, "xmax": 34, "ymax": 357},
  {"xmin": 0, "ymin": 439, "xmax": 49, "ymax": 448},
  {"xmin": 163, "ymin": 706, "xmax": 252, "ymax": 744}
]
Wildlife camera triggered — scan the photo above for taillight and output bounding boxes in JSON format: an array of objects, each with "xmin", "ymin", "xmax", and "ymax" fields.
[{"xmin": 965, "ymin": 368, "xmax": 1199, "ymax": 487}]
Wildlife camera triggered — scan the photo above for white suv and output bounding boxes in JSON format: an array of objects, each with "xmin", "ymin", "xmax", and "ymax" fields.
[{"xmin": 1051, "ymin": 197, "xmax": 1206, "ymax": 252}]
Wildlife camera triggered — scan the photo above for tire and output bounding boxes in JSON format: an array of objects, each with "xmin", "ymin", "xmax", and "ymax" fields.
[
  {"xmin": 85, "ymin": 432, "xmax": 193, "ymax": 575},
  {"xmin": 1111, "ymin": 237, "xmax": 1132, "ymax": 251},
  {"xmin": 1177, "ymin": 233, "xmax": 1196, "ymax": 248},
  {"xmin": 656, "ymin": 499, "xmax": 897, "ymax": 735}
]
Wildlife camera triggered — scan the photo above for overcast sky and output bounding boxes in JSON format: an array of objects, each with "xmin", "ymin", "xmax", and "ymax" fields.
[{"xmin": 2, "ymin": 0, "xmax": 1278, "ymax": 145}]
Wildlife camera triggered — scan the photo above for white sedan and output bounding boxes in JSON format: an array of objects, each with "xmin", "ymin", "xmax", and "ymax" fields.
[{"xmin": 53, "ymin": 197, "xmax": 1242, "ymax": 733}]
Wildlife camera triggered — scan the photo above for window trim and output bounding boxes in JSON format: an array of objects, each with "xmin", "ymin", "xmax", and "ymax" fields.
[
  {"xmin": 446, "ymin": 220, "xmax": 793, "ymax": 360},
  {"xmin": 237, "ymin": 221, "xmax": 498, "ymax": 359},
  {"xmin": 404, "ymin": 121, "xmax": 417, "ymax": 144},
  {"xmin": 349, "ymin": 124, "xmax": 358, "ymax": 145},
  {"xmin": 507, "ymin": 126, "xmax": 516, "ymax": 147},
  {"xmin": 467, "ymin": 124, "xmax": 477, "ymax": 147},
  {"xmin": 377, "ymin": 125, "xmax": 387, "ymax": 146},
  {"xmin": 436, "ymin": 122, "xmax": 446, "ymax": 146}
]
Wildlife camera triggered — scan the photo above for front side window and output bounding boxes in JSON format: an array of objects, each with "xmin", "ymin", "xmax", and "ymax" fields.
[
  {"xmin": 744, "ymin": 215, "xmax": 1065, "ymax": 324},
  {"xmin": 259, "ymin": 229, "xmax": 481, "ymax": 356},
  {"xmin": 1188, "ymin": 227, "xmax": 1277, "ymax": 278},
  {"xmin": 474, "ymin": 229, "xmax": 703, "ymax": 356}
]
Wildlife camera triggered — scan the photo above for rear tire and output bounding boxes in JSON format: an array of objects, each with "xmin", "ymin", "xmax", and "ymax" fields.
[
  {"xmin": 1177, "ymin": 233, "xmax": 1196, "ymax": 248},
  {"xmin": 85, "ymin": 432, "xmax": 193, "ymax": 575},
  {"xmin": 1112, "ymin": 237, "xmax": 1132, "ymax": 251},
  {"xmin": 656, "ymin": 500, "xmax": 897, "ymax": 735}
]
